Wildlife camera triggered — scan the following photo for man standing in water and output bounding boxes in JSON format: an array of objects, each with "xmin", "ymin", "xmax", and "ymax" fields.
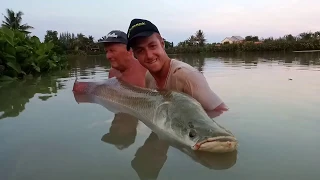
[
  {"xmin": 98, "ymin": 30, "xmax": 146, "ymax": 149},
  {"xmin": 99, "ymin": 30, "xmax": 147, "ymax": 87},
  {"xmin": 125, "ymin": 19, "xmax": 228, "ymax": 114}
]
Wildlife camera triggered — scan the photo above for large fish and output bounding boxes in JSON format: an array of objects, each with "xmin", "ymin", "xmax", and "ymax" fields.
[{"xmin": 72, "ymin": 77, "xmax": 238, "ymax": 153}]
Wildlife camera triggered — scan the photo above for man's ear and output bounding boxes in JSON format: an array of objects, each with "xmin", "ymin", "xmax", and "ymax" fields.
[
  {"xmin": 163, "ymin": 40, "xmax": 166, "ymax": 49},
  {"xmin": 155, "ymin": 33, "xmax": 165, "ymax": 49},
  {"xmin": 127, "ymin": 48, "xmax": 137, "ymax": 59},
  {"xmin": 127, "ymin": 48, "xmax": 133, "ymax": 55},
  {"xmin": 160, "ymin": 36, "xmax": 165, "ymax": 49}
]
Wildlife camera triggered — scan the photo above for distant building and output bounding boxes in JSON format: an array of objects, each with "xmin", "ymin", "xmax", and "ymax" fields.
[{"xmin": 221, "ymin": 36, "xmax": 245, "ymax": 44}]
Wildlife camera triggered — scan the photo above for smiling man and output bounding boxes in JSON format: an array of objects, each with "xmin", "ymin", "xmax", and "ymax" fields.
[
  {"xmin": 99, "ymin": 30, "xmax": 147, "ymax": 87},
  {"xmin": 126, "ymin": 19, "xmax": 228, "ymax": 114}
]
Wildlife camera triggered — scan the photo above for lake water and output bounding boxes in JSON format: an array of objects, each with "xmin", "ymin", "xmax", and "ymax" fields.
[{"xmin": 1, "ymin": 52, "xmax": 320, "ymax": 180}]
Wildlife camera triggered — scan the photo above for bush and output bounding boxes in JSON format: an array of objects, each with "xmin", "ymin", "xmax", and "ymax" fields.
[{"xmin": 0, "ymin": 27, "xmax": 69, "ymax": 80}]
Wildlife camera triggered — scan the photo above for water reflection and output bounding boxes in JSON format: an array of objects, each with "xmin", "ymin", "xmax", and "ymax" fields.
[
  {"xmin": 169, "ymin": 51, "xmax": 320, "ymax": 69},
  {"xmin": 101, "ymin": 113, "xmax": 139, "ymax": 150},
  {"xmin": 73, "ymin": 92, "xmax": 138, "ymax": 150},
  {"xmin": 131, "ymin": 132, "xmax": 169, "ymax": 180},
  {"xmin": 0, "ymin": 72, "xmax": 68, "ymax": 120},
  {"xmin": 132, "ymin": 131, "xmax": 237, "ymax": 179},
  {"xmin": 170, "ymin": 53, "xmax": 206, "ymax": 72},
  {"xmin": 68, "ymin": 55, "xmax": 111, "ymax": 79}
]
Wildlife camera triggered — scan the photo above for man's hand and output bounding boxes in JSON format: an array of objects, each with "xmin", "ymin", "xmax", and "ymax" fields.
[{"xmin": 214, "ymin": 102, "xmax": 229, "ymax": 111}]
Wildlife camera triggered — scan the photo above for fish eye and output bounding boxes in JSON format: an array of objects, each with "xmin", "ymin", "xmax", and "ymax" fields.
[{"xmin": 189, "ymin": 129, "xmax": 197, "ymax": 138}]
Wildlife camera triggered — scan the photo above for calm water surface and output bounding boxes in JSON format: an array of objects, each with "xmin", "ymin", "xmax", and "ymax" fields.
[{"xmin": 1, "ymin": 52, "xmax": 320, "ymax": 180}]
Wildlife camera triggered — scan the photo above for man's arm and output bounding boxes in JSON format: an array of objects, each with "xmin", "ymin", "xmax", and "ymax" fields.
[{"xmin": 182, "ymin": 70, "xmax": 228, "ymax": 112}]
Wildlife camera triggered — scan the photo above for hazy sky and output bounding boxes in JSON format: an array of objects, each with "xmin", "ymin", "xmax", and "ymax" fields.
[{"xmin": 1, "ymin": 0, "xmax": 319, "ymax": 44}]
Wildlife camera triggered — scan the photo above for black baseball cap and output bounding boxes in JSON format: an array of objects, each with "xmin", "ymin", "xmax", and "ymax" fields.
[
  {"xmin": 98, "ymin": 30, "xmax": 128, "ymax": 44},
  {"xmin": 126, "ymin": 18, "xmax": 160, "ymax": 50}
]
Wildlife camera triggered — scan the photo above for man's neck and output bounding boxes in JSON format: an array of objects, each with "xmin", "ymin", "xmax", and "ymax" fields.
[
  {"xmin": 119, "ymin": 58, "xmax": 135, "ymax": 73},
  {"xmin": 151, "ymin": 57, "xmax": 171, "ymax": 89}
]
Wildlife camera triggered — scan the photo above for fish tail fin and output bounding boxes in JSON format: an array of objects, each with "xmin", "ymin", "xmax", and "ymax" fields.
[
  {"xmin": 72, "ymin": 80, "xmax": 96, "ymax": 104},
  {"xmin": 73, "ymin": 81, "xmax": 90, "ymax": 93}
]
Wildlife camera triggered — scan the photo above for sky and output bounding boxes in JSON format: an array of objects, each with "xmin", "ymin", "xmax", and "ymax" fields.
[{"xmin": 1, "ymin": 0, "xmax": 320, "ymax": 45}]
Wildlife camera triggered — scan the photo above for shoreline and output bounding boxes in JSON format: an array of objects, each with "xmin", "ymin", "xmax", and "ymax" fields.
[{"xmin": 293, "ymin": 50, "xmax": 320, "ymax": 53}]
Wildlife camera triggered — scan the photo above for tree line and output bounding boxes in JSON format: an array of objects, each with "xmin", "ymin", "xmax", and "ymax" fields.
[
  {"xmin": 39, "ymin": 25, "xmax": 320, "ymax": 56},
  {"xmin": 168, "ymin": 30, "xmax": 320, "ymax": 54}
]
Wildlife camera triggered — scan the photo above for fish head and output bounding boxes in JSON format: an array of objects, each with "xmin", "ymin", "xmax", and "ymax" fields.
[
  {"xmin": 168, "ymin": 94, "xmax": 238, "ymax": 153},
  {"xmin": 187, "ymin": 117, "xmax": 238, "ymax": 153}
]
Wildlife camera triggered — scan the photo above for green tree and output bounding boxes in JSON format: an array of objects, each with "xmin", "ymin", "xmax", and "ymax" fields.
[
  {"xmin": 245, "ymin": 35, "xmax": 259, "ymax": 42},
  {"xmin": 188, "ymin": 35, "xmax": 197, "ymax": 46},
  {"xmin": 1, "ymin": 9, "xmax": 33, "ymax": 33},
  {"xmin": 284, "ymin": 34, "xmax": 296, "ymax": 42},
  {"xmin": 163, "ymin": 38, "xmax": 173, "ymax": 48},
  {"xmin": 299, "ymin": 32, "xmax": 313, "ymax": 41},
  {"xmin": 44, "ymin": 30, "xmax": 64, "ymax": 54},
  {"xmin": 59, "ymin": 32, "xmax": 75, "ymax": 51},
  {"xmin": 195, "ymin": 30, "xmax": 206, "ymax": 46}
]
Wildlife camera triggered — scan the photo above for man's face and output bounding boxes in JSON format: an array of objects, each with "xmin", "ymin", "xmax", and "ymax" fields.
[
  {"xmin": 131, "ymin": 33, "xmax": 166, "ymax": 73},
  {"xmin": 104, "ymin": 43, "xmax": 130, "ymax": 71}
]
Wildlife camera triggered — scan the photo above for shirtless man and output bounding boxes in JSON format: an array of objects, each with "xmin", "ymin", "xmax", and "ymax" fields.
[
  {"xmin": 100, "ymin": 30, "xmax": 147, "ymax": 87},
  {"xmin": 125, "ymin": 19, "xmax": 228, "ymax": 114},
  {"xmin": 97, "ymin": 30, "xmax": 147, "ymax": 149}
]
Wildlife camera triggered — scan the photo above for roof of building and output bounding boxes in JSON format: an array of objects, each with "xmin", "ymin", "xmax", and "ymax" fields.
[
  {"xmin": 231, "ymin": 36, "xmax": 244, "ymax": 40},
  {"xmin": 222, "ymin": 36, "xmax": 244, "ymax": 42}
]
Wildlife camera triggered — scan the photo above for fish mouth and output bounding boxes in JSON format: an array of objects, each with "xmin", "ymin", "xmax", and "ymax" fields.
[{"xmin": 192, "ymin": 136, "xmax": 238, "ymax": 153}]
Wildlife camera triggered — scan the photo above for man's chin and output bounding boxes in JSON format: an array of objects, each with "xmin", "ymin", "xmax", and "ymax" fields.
[{"xmin": 146, "ymin": 62, "xmax": 162, "ymax": 73}]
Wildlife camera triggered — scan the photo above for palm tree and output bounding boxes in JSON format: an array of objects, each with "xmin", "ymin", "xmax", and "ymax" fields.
[
  {"xmin": 1, "ymin": 9, "xmax": 34, "ymax": 33},
  {"xmin": 195, "ymin": 30, "xmax": 206, "ymax": 46},
  {"xmin": 88, "ymin": 35, "xmax": 94, "ymax": 43},
  {"xmin": 187, "ymin": 35, "xmax": 197, "ymax": 46}
]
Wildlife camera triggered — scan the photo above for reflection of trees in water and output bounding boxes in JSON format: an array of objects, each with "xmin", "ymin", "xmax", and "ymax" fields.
[
  {"xmin": 211, "ymin": 51, "xmax": 320, "ymax": 66},
  {"xmin": 0, "ymin": 71, "xmax": 69, "ymax": 120},
  {"xmin": 295, "ymin": 52, "xmax": 320, "ymax": 65},
  {"xmin": 68, "ymin": 55, "xmax": 111, "ymax": 77},
  {"xmin": 169, "ymin": 54, "xmax": 205, "ymax": 72},
  {"xmin": 169, "ymin": 52, "xmax": 320, "ymax": 68}
]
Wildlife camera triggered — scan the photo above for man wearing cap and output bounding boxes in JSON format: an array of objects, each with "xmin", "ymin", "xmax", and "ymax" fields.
[
  {"xmin": 125, "ymin": 19, "xmax": 228, "ymax": 114},
  {"xmin": 96, "ymin": 30, "xmax": 146, "ymax": 150},
  {"xmin": 99, "ymin": 30, "xmax": 147, "ymax": 87}
]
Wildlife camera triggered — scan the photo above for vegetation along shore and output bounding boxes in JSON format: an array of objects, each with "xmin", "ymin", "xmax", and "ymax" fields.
[{"xmin": 1, "ymin": 8, "xmax": 320, "ymax": 80}]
